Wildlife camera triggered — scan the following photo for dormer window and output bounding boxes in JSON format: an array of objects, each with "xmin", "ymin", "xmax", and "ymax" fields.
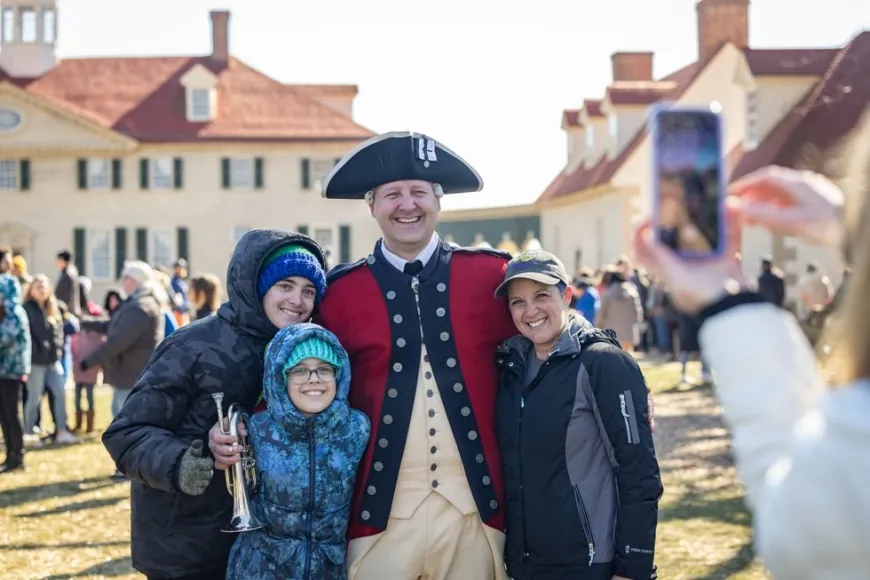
[
  {"xmin": 42, "ymin": 9, "xmax": 55, "ymax": 43},
  {"xmin": 189, "ymin": 88, "xmax": 213, "ymax": 122},
  {"xmin": 180, "ymin": 64, "xmax": 219, "ymax": 123},
  {"xmin": 20, "ymin": 8, "xmax": 36, "ymax": 42},
  {"xmin": 586, "ymin": 126, "xmax": 594, "ymax": 150},
  {"xmin": 2, "ymin": 9, "xmax": 13, "ymax": 41}
]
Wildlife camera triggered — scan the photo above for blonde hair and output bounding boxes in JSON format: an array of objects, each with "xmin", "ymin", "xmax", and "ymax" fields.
[
  {"xmin": 823, "ymin": 109, "xmax": 870, "ymax": 384},
  {"xmin": 27, "ymin": 274, "xmax": 60, "ymax": 323}
]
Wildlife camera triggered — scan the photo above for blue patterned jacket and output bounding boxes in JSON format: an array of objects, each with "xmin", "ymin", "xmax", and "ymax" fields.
[
  {"xmin": 0, "ymin": 274, "xmax": 31, "ymax": 380},
  {"xmin": 227, "ymin": 323, "xmax": 370, "ymax": 580}
]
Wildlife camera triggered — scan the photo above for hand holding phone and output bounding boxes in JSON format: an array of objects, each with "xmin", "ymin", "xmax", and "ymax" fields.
[{"xmin": 650, "ymin": 104, "xmax": 726, "ymax": 259}]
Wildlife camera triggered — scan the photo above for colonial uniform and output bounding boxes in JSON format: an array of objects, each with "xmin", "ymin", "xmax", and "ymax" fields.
[{"xmin": 318, "ymin": 132, "xmax": 517, "ymax": 579}]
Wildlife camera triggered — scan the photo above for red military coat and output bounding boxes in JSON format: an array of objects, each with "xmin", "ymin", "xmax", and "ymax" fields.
[{"xmin": 317, "ymin": 240, "xmax": 517, "ymax": 540}]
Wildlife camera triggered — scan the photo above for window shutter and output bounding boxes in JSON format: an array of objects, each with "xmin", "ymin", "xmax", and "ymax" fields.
[
  {"xmin": 300, "ymin": 159, "xmax": 310, "ymax": 189},
  {"xmin": 114, "ymin": 227, "xmax": 127, "ymax": 278},
  {"xmin": 139, "ymin": 159, "xmax": 149, "ymax": 189},
  {"xmin": 297, "ymin": 225, "xmax": 309, "ymax": 237},
  {"xmin": 19, "ymin": 159, "xmax": 30, "ymax": 191},
  {"xmin": 77, "ymin": 159, "xmax": 88, "ymax": 190},
  {"xmin": 73, "ymin": 228, "xmax": 86, "ymax": 276},
  {"xmin": 339, "ymin": 225, "xmax": 351, "ymax": 263},
  {"xmin": 221, "ymin": 158, "xmax": 230, "ymax": 189},
  {"xmin": 111, "ymin": 159, "xmax": 122, "ymax": 190},
  {"xmin": 177, "ymin": 227, "xmax": 189, "ymax": 264},
  {"xmin": 173, "ymin": 158, "xmax": 183, "ymax": 189},
  {"xmin": 136, "ymin": 228, "xmax": 148, "ymax": 262},
  {"xmin": 254, "ymin": 157, "xmax": 264, "ymax": 189}
]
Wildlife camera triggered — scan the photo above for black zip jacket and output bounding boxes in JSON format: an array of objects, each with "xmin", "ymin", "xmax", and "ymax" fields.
[{"xmin": 495, "ymin": 315, "xmax": 663, "ymax": 580}]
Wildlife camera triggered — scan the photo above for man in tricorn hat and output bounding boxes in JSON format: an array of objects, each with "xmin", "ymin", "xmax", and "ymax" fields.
[{"xmin": 318, "ymin": 131, "xmax": 517, "ymax": 579}]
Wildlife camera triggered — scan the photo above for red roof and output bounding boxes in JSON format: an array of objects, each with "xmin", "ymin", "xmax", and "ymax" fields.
[
  {"xmin": 0, "ymin": 56, "xmax": 374, "ymax": 142},
  {"xmin": 562, "ymin": 109, "xmax": 582, "ymax": 128},
  {"xmin": 606, "ymin": 82, "xmax": 677, "ymax": 106},
  {"xmin": 538, "ymin": 44, "xmax": 849, "ymax": 203},
  {"xmin": 583, "ymin": 99, "xmax": 604, "ymax": 117},
  {"xmin": 733, "ymin": 32, "xmax": 870, "ymax": 179}
]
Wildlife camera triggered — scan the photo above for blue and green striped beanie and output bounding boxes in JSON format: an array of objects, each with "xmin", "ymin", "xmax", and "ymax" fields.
[{"xmin": 257, "ymin": 244, "xmax": 327, "ymax": 302}]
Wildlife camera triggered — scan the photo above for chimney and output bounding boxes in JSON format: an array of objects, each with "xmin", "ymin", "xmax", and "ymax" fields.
[
  {"xmin": 696, "ymin": 0, "xmax": 749, "ymax": 64},
  {"xmin": 611, "ymin": 52, "xmax": 654, "ymax": 82},
  {"xmin": 210, "ymin": 10, "xmax": 230, "ymax": 63}
]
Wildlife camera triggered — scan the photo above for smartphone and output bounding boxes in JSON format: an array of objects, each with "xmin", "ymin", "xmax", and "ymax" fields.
[{"xmin": 650, "ymin": 104, "xmax": 726, "ymax": 259}]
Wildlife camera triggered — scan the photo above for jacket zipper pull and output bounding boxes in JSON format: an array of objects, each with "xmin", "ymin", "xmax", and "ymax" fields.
[
  {"xmin": 588, "ymin": 542, "xmax": 595, "ymax": 566},
  {"xmin": 619, "ymin": 393, "xmax": 632, "ymax": 444}
]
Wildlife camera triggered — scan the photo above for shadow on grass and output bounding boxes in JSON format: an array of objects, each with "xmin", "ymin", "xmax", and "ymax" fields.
[
  {"xmin": 17, "ymin": 495, "xmax": 127, "ymax": 518},
  {"xmin": 40, "ymin": 556, "xmax": 134, "ymax": 579},
  {"xmin": 660, "ymin": 381, "xmax": 714, "ymax": 395},
  {"xmin": 693, "ymin": 540, "xmax": 757, "ymax": 580},
  {"xmin": 0, "ymin": 540, "xmax": 129, "ymax": 551},
  {"xmin": 661, "ymin": 490, "xmax": 752, "ymax": 528},
  {"xmin": 0, "ymin": 476, "xmax": 117, "ymax": 509}
]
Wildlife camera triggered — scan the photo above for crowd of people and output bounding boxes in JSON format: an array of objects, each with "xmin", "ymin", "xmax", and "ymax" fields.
[
  {"xmin": 0, "ymin": 123, "xmax": 867, "ymax": 580},
  {"xmin": 0, "ymin": 248, "xmax": 225, "ymax": 476}
]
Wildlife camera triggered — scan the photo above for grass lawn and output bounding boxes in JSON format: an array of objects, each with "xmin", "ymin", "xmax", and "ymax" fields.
[{"xmin": 0, "ymin": 363, "xmax": 770, "ymax": 579}]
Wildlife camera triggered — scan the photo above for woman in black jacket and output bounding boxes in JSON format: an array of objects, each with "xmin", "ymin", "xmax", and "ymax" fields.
[{"xmin": 494, "ymin": 251, "xmax": 662, "ymax": 580}]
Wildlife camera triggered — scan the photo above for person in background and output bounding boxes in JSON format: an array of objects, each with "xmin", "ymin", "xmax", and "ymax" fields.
[
  {"xmin": 798, "ymin": 262, "xmax": 833, "ymax": 317},
  {"xmin": 188, "ymin": 273, "xmax": 222, "ymax": 320},
  {"xmin": 0, "ymin": 271, "xmax": 30, "ymax": 473},
  {"xmin": 55, "ymin": 250, "xmax": 86, "ymax": 318},
  {"xmin": 11, "ymin": 253, "xmax": 32, "ymax": 296},
  {"xmin": 152, "ymin": 269, "xmax": 180, "ymax": 338},
  {"xmin": 573, "ymin": 268, "xmax": 600, "ymax": 324},
  {"xmin": 171, "ymin": 259, "xmax": 191, "ymax": 326},
  {"xmin": 635, "ymin": 137, "xmax": 869, "ymax": 576},
  {"xmin": 0, "ymin": 246, "xmax": 11, "ymax": 274},
  {"xmin": 757, "ymin": 257, "xmax": 786, "ymax": 307},
  {"xmin": 597, "ymin": 267, "xmax": 643, "ymax": 352},
  {"xmin": 22, "ymin": 275, "xmax": 77, "ymax": 445},
  {"xmin": 103, "ymin": 289, "xmax": 122, "ymax": 316},
  {"xmin": 70, "ymin": 323, "xmax": 105, "ymax": 434}
]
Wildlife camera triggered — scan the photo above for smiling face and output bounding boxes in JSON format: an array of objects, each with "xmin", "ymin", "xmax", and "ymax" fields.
[
  {"xmin": 369, "ymin": 179, "xmax": 440, "ymax": 259},
  {"xmin": 262, "ymin": 276, "xmax": 316, "ymax": 329},
  {"xmin": 507, "ymin": 278, "xmax": 572, "ymax": 357},
  {"xmin": 286, "ymin": 357, "xmax": 338, "ymax": 416}
]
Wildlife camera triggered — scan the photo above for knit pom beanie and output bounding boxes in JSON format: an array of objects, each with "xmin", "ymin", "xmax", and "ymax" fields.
[
  {"xmin": 282, "ymin": 337, "xmax": 342, "ymax": 377},
  {"xmin": 257, "ymin": 244, "xmax": 327, "ymax": 302}
]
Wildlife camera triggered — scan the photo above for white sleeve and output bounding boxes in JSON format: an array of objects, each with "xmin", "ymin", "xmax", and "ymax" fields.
[{"xmin": 700, "ymin": 304, "xmax": 870, "ymax": 578}]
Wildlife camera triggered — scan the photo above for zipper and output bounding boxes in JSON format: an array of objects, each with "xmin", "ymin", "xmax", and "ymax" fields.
[
  {"xmin": 518, "ymin": 375, "xmax": 528, "ymax": 563},
  {"xmin": 619, "ymin": 393, "xmax": 633, "ymax": 444},
  {"xmin": 304, "ymin": 423, "xmax": 315, "ymax": 580},
  {"xmin": 572, "ymin": 485, "xmax": 596, "ymax": 566}
]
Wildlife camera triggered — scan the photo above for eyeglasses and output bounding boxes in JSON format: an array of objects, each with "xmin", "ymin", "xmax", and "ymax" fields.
[{"xmin": 287, "ymin": 365, "xmax": 336, "ymax": 384}]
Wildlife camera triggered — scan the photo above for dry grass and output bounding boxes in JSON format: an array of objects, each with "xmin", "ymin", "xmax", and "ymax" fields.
[{"xmin": 0, "ymin": 363, "xmax": 769, "ymax": 579}]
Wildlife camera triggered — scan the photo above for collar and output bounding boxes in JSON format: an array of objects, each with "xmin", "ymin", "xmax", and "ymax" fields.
[{"xmin": 380, "ymin": 234, "xmax": 440, "ymax": 272}]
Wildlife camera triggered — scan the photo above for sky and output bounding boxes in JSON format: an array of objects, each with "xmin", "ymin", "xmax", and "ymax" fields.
[{"xmin": 50, "ymin": 0, "xmax": 869, "ymax": 210}]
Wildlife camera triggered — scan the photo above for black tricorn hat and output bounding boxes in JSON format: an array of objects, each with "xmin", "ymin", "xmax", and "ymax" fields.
[{"xmin": 322, "ymin": 131, "xmax": 483, "ymax": 199}]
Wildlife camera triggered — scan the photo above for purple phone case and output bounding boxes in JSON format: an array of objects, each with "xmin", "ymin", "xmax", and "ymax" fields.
[{"xmin": 649, "ymin": 103, "xmax": 727, "ymax": 259}]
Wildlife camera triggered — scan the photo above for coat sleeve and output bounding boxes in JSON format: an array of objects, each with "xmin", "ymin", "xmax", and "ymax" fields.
[
  {"xmin": 587, "ymin": 345, "xmax": 663, "ymax": 578},
  {"xmin": 84, "ymin": 306, "xmax": 152, "ymax": 368},
  {"xmin": 697, "ymin": 304, "xmax": 864, "ymax": 578},
  {"xmin": 101, "ymin": 335, "xmax": 198, "ymax": 493}
]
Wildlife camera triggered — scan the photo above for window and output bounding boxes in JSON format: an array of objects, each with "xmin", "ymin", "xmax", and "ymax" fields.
[
  {"xmin": 232, "ymin": 226, "xmax": 251, "ymax": 248},
  {"xmin": 585, "ymin": 126, "xmax": 594, "ymax": 150},
  {"xmin": 310, "ymin": 159, "xmax": 335, "ymax": 191},
  {"xmin": 608, "ymin": 114, "xmax": 618, "ymax": 142},
  {"xmin": 745, "ymin": 90, "xmax": 759, "ymax": 149},
  {"xmin": 312, "ymin": 226, "xmax": 336, "ymax": 267},
  {"xmin": 89, "ymin": 230, "xmax": 111, "ymax": 280},
  {"xmin": 87, "ymin": 159, "xmax": 110, "ymax": 189},
  {"xmin": 229, "ymin": 158, "xmax": 254, "ymax": 189},
  {"xmin": 42, "ymin": 9, "xmax": 54, "ymax": 42},
  {"xmin": 20, "ymin": 8, "xmax": 35, "ymax": 42},
  {"xmin": 0, "ymin": 160, "xmax": 17, "ymax": 190},
  {"xmin": 151, "ymin": 158, "xmax": 174, "ymax": 189},
  {"xmin": 150, "ymin": 230, "xmax": 174, "ymax": 269},
  {"xmin": 2, "ymin": 9, "xmax": 13, "ymax": 41},
  {"xmin": 189, "ymin": 88, "xmax": 212, "ymax": 121}
]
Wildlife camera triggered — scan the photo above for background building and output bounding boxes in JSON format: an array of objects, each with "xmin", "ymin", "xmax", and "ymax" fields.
[
  {"xmin": 0, "ymin": 1, "xmax": 379, "ymax": 297},
  {"xmin": 437, "ymin": 204, "xmax": 540, "ymax": 257},
  {"xmin": 536, "ymin": 0, "xmax": 868, "ymax": 305}
]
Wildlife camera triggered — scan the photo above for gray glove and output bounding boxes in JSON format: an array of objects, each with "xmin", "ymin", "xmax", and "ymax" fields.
[{"xmin": 176, "ymin": 440, "xmax": 214, "ymax": 496}]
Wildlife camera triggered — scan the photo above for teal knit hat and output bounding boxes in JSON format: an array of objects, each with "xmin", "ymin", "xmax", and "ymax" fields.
[{"xmin": 283, "ymin": 337, "xmax": 342, "ymax": 377}]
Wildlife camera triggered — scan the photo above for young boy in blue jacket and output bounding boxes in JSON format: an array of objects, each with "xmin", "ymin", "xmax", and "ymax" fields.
[{"xmin": 226, "ymin": 322, "xmax": 370, "ymax": 580}]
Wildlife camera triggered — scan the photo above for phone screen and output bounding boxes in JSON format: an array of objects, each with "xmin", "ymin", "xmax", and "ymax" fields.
[{"xmin": 653, "ymin": 109, "xmax": 723, "ymax": 256}]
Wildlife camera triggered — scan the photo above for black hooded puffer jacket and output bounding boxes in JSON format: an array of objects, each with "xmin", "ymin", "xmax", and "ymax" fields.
[{"xmin": 102, "ymin": 229, "xmax": 325, "ymax": 579}]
